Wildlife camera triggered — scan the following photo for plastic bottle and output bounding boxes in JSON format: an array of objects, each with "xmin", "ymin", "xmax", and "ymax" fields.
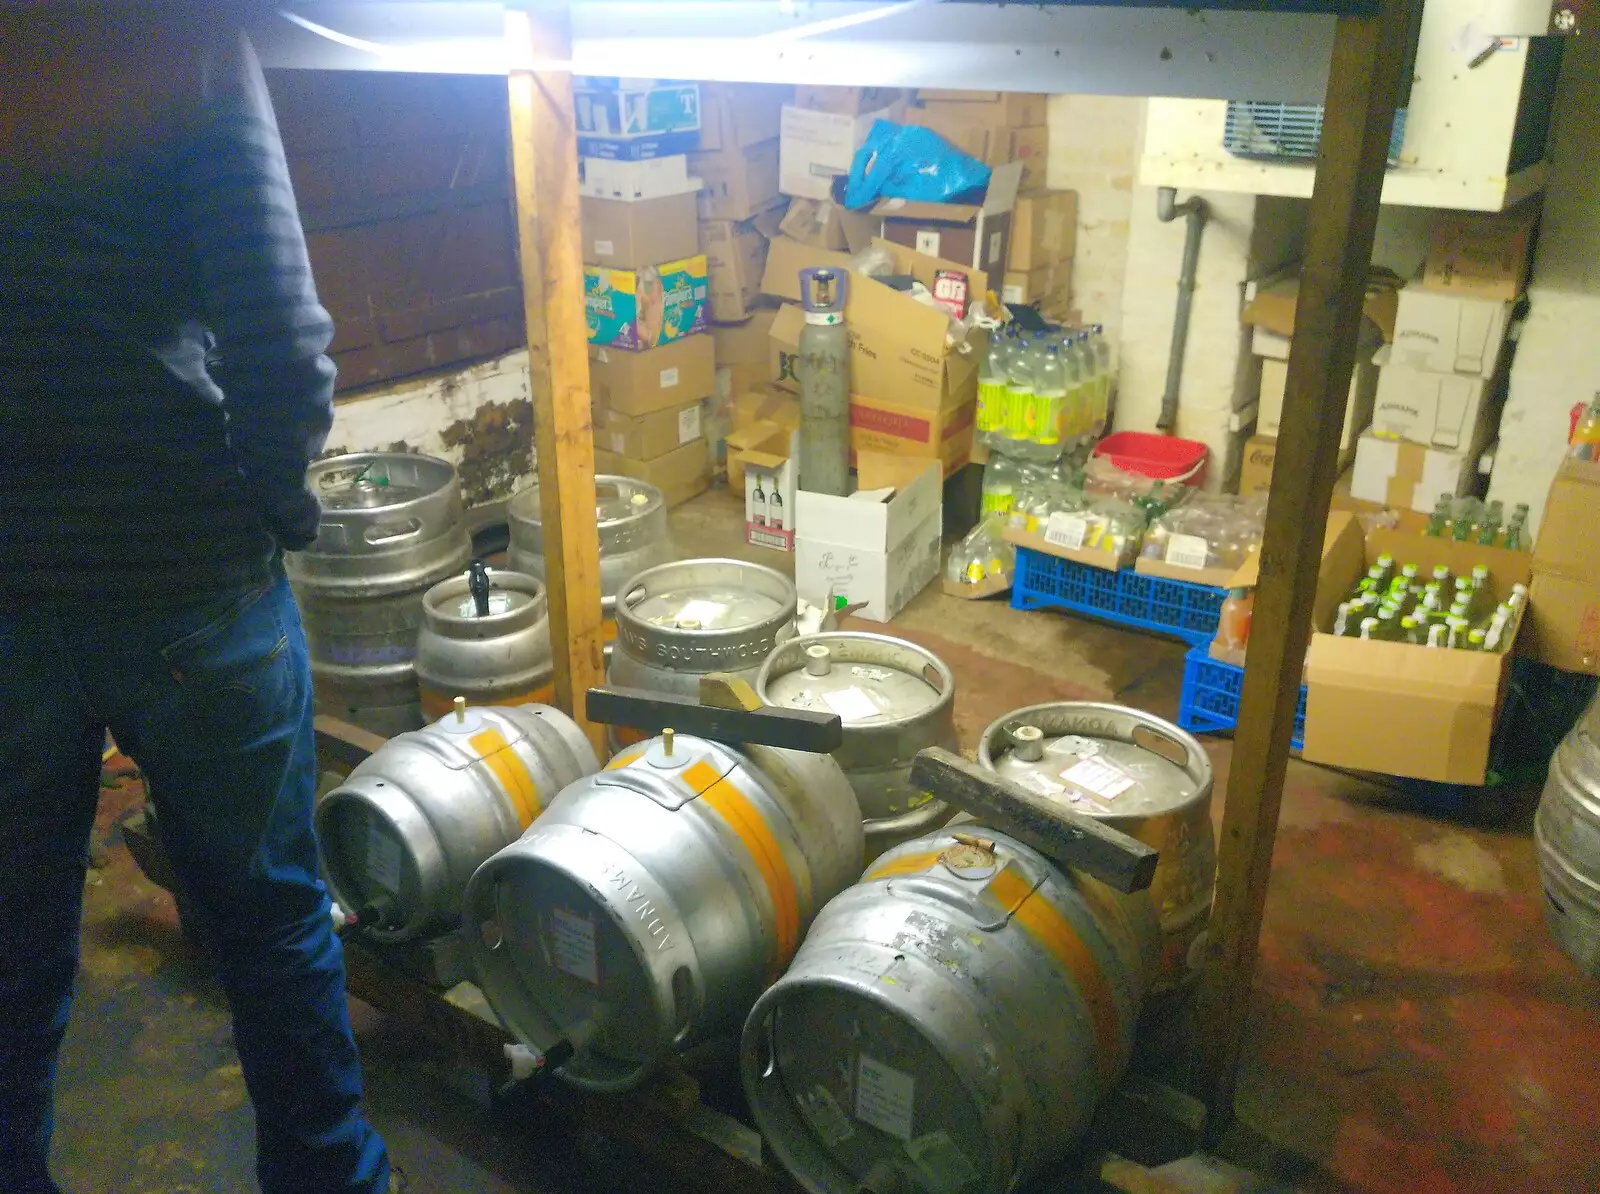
[
  {"xmin": 1003, "ymin": 332, "xmax": 1038, "ymax": 455},
  {"xmin": 1217, "ymin": 587, "xmax": 1254, "ymax": 652},
  {"xmin": 1089, "ymin": 324, "xmax": 1114, "ymax": 433},
  {"xmin": 1400, "ymin": 615, "xmax": 1422, "ymax": 646},
  {"xmin": 981, "ymin": 455, "xmax": 1018, "ymax": 516},
  {"xmin": 1332, "ymin": 601, "xmax": 1354, "ymax": 637},
  {"xmin": 1476, "ymin": 500, "xmax": 1504, "ymax": 546},
  {"xmin": 1425, "ymin": 493, "xmax": 1452, "ymax": 537},
  {"xmin": 1034, "ymin": 346, "xmax": 1067, "ymax": 458},
  {"xmin": 977, "ymin": 332, "xmax": 1010, "ymax": 448},
  {"xmin": 1358, "ymin": 617, "xmax": 1379, "ymax": 641},
  {"xmin": 1572, "ymin": 392, "xmax": 1600, "ymax": 461}
]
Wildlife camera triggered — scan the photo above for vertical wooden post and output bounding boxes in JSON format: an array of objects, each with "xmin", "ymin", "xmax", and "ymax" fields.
[
  {"xmin": 505, "ymin": 2, "xmax": 605, "ymax": 754},
  {"xmin": 1193, "ymin": 0, "xmax": 1416, "ymax": 1133}
]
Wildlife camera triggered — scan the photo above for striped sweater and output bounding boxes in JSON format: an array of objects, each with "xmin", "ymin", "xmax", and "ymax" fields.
[{"xmin": 0, "ymin": 20, "xmax": 334, "ymax": 601}]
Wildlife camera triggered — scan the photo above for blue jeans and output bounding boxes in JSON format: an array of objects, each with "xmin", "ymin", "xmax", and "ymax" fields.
[{"xmin": 0, "ymin": 570, "xmax": 389, "ymax": 1193}]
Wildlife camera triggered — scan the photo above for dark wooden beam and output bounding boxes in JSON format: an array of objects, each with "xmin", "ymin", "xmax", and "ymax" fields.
[
  {"xmin": 505, "ymin": 2, "xmax": 606, "ymax": 756},
  {"xmin": 1192, "ymin": 0, "xmax": 1417, "ymax": 1133}
]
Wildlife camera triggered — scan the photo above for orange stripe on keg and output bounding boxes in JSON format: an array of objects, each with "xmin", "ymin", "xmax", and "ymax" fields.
[
  {"xmin": 420, "ymin": 684, "xmax": 557, "ymax": 721},
  {"xmin": 690, "ymin": 766, "xmax": 800, "ymax": 976},
  {"xmin": 987, "ymin": 868, "xmax": 1121, "ymax": 1085},
  {"xmin": 605, "ymin": 747, "xmax": 647, "ymax": 771},
  {"xmin": 469, "ymin": 727, "xmax": 541, "ymax": 830},
  {"xmin": 863, "ymin": 851, "xmax": 945, "ymax": 882}
]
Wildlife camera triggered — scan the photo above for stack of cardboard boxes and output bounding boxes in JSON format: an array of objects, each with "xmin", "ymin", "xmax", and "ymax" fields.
[
  {"xmin": 1349, "ymin": 202, "xmax": 1538, "ymax": 512},
  {"xmin": 902, "ymin": 91, "xmax": 1051, "ymax": 193},
  {"xmin": 693, "ymin": 84, "xmax": 790, "ymax": 324}
]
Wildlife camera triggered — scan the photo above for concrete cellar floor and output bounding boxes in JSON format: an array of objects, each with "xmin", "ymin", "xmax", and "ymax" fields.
[{"xmin": 51, "ymin": 487, "xmax": 1600, "ymax": 1193}]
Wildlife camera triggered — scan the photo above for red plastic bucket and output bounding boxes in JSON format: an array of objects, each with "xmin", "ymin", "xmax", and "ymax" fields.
[{"xmin": 1092, "ymin": 431, "xmax": 1209, "ymax": 487}]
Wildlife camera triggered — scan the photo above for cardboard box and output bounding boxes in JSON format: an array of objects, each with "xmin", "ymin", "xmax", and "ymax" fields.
[
  {"xmin": 1370, "ymin": 359, "xmax": 1500, "ymax": 450},
  {"xmin": 1002, "ymin": 266, "xmax": 1060, "ymax": 308},
  {"xmin": 579, "ymin": 130, "xmax": 700, "ymax": 161},
  {"xmin": 914, "ymin": 91, "xmax": 1049, "ymax": 128},
  {"xmin": 594, "ymin": 438, "xmax": 711, "ymax": 509},
  {"xmin": 1389, "ymin": 284, "xmax": 1513, "ymax": 379},
  {"xmin": 779, "ymin": 105, "xmax": 893, "ymax": 201},
  {"xmin": 1001, "ymin": 126, "xmax": 1050, "ymax": 191},
  {"xmin": 795, "ymin": 453, "xmax": 943, "ymax": 622},
  {"xmin": 1422, "ymin": 200, "xmax": 1539, "ymax": 302},
  {"xmin": 779, "ymin": 197, "xmax": 877, "ymax": 253},
  {"xmin": 702, "ymin": 211, "xmax": 781, "ymax": 323},
  {"xmin": 1242, "ymin": 271, "xmax": 1399, "ymax": 344},
  {"xmin": 1302, "ymin": 520, "xmax": 1532, "ymax": 784},
  {"xmin": 594, "ymin": 399, "xmax": 703, "ymax": 461},
  {"xmin": 1349, "ymin": 431, "xmax": 1480, "ymax": 514},
  {"xmin": 732, "ymin": 387, "xmax": 802, "ymax": 434},
  {"xmin": 581, "ymin": 193, "xmax": 700, "ymax": 268},
  {"xmin": 585, "ymin": 256, "xmax": 709, "ymax": 351},
  {"xmin": 1007, "ymin": 190, "xmax": 1078, "ymax": 272},
  {"xmin": 874, "ymin": 162, "xmax": 1023, "ymax": 296},
  {"xmin": 1237, "ymin": 434, "xmax": 1277, "ymax": 496},
  {"xmin": 589, "ymin": 335, "xmax": 716, "ymax": 417},
  {"xmin": 713, "ymin": 308, "xmax": 780, "ymax": 364},
  {"xmin": 575, "ymin": 79, "xmax": 701, "ymax": 137},
  {"xmin": 696, "ymin": 83, "xmax": 789, "ymax": 152},
  {"xmin": 1526, "ymin": 459, "xmax": 1600, "ymax": 674},
  {"xmin": 763, "ymin": 244, "xmax": 983, "ymax": 411},
  {"xmin": 900, "ymin": 106, "xmax": 993, "ymax": 162},
  {"xmin": 1258, "ymin": 355, "xmax": 1377, "ymax": 452},
  {"xmin": 726, "ymin": 423, "xmax": 798, "ymax": 550},
  {"xmin": 794, "ymin": 85, "xmax": 903, "ymax": 116},
  {"xmin": 580, "ymin": 155, "xmax": 696, "ymax": 202},
  {"xmin": 852, "ymin": 393, "xmax": 975, "ymax": 478},
  {"xmin": 690, "ymin": 138, "xmax": 782, "ymax": 222}
]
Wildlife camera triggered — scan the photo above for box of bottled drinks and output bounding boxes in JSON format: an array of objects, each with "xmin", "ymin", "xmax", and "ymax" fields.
[{"xmin": 1301, "ymin": 518, "xmax": 1532, "ymax": 785}]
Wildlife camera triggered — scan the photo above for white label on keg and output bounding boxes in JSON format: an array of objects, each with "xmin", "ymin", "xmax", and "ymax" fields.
[
  {"xmin": 366, "ymin": 825, "xmax": 404, "ymax": 895},
  {"xmin": 801, "ymin": 1085, "xmax": 855, "ymax": 1146},
  {"xmin": 550, "ymin": 907, "xmax": 600, "ymax": 985},
  {"xmin": 677, "ymin": 404, "xmax": 701, "ymax": 444},
  {"xmin": 1044, "ymin": 513, "xmax": 1087, "ymax": 551},
  {"xmin": 905, "ymin": 1128, "xmax": 980, "ymax": 1194},
  {"xmin": 1059, "ymin": 756, "xmax": 1136, "ymax": 803},
  {"xmin": 659, "ymin": 366, "xmax": 680, "ymax": 388},
  {"xmin": 1164, "ymin": 533, "xmax": 1211, "ymax": 570},
  {"xmin": 850, "ymin": 666, "xmax": 894, "ymax": 682},
  {"xmin": 675, "ymin": 599, "xmax": 728, "ymax": 627},
  {"xmin": 593, "ymin": 238, "xmax": 616, "ymax": 257},
  {"xmin": 856, "ymin": 1054, "xmax": 915, "ymax": 1141},
  {"xmin": 1014, "ymin": 771, "xmax": 1067, "ymax": 799},
  {"xmin": 821, "ymin": 685, "xmax": 881, "ymax": 722}
]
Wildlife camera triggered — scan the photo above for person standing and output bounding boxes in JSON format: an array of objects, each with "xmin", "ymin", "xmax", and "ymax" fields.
[{"xmin": 0, "ymin": 5, "xmax": 391, "ymax": 1191}]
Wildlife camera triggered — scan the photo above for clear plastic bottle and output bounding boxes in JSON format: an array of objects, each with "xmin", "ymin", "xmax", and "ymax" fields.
[
  {"xmin": 977, "ymin": 331, "xmax": 1011, "ymax": 449},
  {"xmin": 1033, "ymin": 346, "xmax": 1067, "ymax": 459},
  {"xmin": 981, "ymin": 455, "xmax": 1018, "ymax": 516},
  {"xmin": 1068, "ymin": 334, "xmax": 1095, "ymax": 442},
  {"xmin": 1089, "ymin": 325, "xmax": 1114, "ymax": 434},
  {"xmin": 1002, "ymin": 331, "xmax": 1038, "ymax": 455}
]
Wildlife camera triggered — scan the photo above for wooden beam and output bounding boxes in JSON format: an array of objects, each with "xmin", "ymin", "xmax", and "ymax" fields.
[
  {"xmin": 1192, "ymin": 0, "xmax": 1416, "ymax": 1132},
  {"xmin": 505, "ymin": 2, "xmax": 606, "ymax": 755}
]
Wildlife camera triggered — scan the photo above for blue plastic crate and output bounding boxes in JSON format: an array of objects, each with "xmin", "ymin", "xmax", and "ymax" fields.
[
  {"xmin": 1012, "ymin": 547, "xmax": 1227, "ymax": 645},
  {"xmin": 1178, "ymin": 645, "xmax": 1306, "ymax": 751}
]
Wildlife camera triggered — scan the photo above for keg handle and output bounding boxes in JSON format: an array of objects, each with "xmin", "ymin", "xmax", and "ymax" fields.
[
  {"xmin": 908, "ymin": 747, "xmax": 1157, "ymax": 894},
  {"xmin": 585, "ymin": 681, "xmax": 845, "ymax": 754},
  {"xmin": 468, "ymin": 560, "xmax": 492, "ymax": 617},
  {"xmin": 364, "ymin": 518, "xmax": 425, "ymax": 546}
]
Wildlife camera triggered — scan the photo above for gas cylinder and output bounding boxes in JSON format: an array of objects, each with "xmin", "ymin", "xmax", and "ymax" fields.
[{"xmin": 797, "ymin": 267, "xmax": 850, "ymax": 497}]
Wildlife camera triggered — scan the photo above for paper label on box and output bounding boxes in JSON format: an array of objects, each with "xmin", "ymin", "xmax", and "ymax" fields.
[
  {"xmin": 988, "ymin": 230, "xmax": 1001, "ymax": 265},
  {"xmin": 1045, "ymin": 512, "xmax": 1088, "ymax": 550},
  {"xmin": 905, "ymin": 1129, "xmax": 980, "ymax": 1194},
  {"xmin": 915, "ymin": 230, "xmax": 942, "ymax": 258},
  {"xmin": 366, "ymin": 825, "xmax": 403, "ymax": 894},
  {"xmin": 606, "ymin": 432, "xmax": 626, "ymax": 454},
  {"xmin": 856, "ymin": 1054, "xmax": 915, "ymax": 1141},
  {"xmin": 1002, "ymin": 284, "xmax": 1023, "ymax": 305},
  {"xmin": 659, "ymin": 366, "xmax": 680, "ymax": 388},
  {"xmin": 677, "ymin": 404, "xmax": 701, "ymax": 444},
  {"xmin": 1060, "ymin": 756, "xmax": 1136, "ymax": 802},
  {"xmin": 593, "ymin": 238, "xmax": 615, "ymax": 258},
  {"xmin": 550, "ymin": 907, "xmax": 600, "ymax": 984},
  {"xmin": 1164, "ymin": 533, "xmax": 1211, "ymax": 570},
  {"xmin": 821, "ymin": 685, "xmax": 881, "ymax": 722}
]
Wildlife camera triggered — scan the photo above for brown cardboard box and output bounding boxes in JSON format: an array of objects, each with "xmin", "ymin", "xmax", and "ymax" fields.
[
  {"xmin": 1002, "ymin": 126, "xmax": 1050, "ymax": 191},
  {"xmin": 874, "ymin": 162, "xmax": 1023, "ymax": 296},
  {"xmin": 1259, "ymin": 356, "xmax": 1376, "ymax": 454},
  {"xmin": 580, "ymin": 192, "xmax": 699, "ymax": 268},
  {"xmin": 779, "ymin": 197, "xmax": 877, "ymax": 253},
  {"xmin": 760, "ymin": 237, "xmax": 853, "ymax": 302},
  {"xmin": 594, "ymin": 438, "xmax": 711, "ymax": 508},
  {"xmin": 589, "ymin": 335, "xmax": 716, "ymax": 417},
  {"xmin": 701, "ymin": 209, "xmax": 781, "ymax": 323},
  {"xmin": 593, "ymin": 399, "xmax": 703, "ymax": 461},
  {"xmin": 1238, "ymin": 434, "xmax": 1277, "ymax": 496},
  {"xmin": 1243, "ymin": 271, "xmax": 1399, "ymax": 343},
  {"xmin": 696, "ymin": 83, "xmax": 789, "ymax": 152},
  {"xmin": 690, "ymin": 139, "xmax": 782, "ymax": 221},
  {"xmin": 793, "ymin": 85, "xmax": 903, "ymax": 116},
  {"xmin": 851, "ymin": 393, "xmax": 975, "ymax": 478},
  {"xmin": 1001, "ymin": 266, "xmax": 1058, "ymax": 308},
  {"xmin": 900, "ymin": 106, "xmax": 992, "ymax": 161},
  {"xmin": 1348, "ymin": 431, "xmax": 1480, "ymax": 514},
  {"xmin": 1007, "ymin": 189, "xmax": 1078, "ymax": 272},
  {"xmin": 914, "ymin": 91, "xmax": 1049, "ymax": 127},
  {"xmin": 713, "ymin": 308, "xmax": 779, "ymax": 363},
  {"xmin": 1422, "ymin": 199, "xmax": 1539, "ymax": 302},
  {"xmin": 732, "ymin": 387, "xmax": 801, "ymax": 433},
  {"xmin": 1526, "ymin": 459, "xmax": 1600, "ymax": 674},
  {"xmin": 1301, "ymin": 520, "xmax": 1531, "ymax": 785}
]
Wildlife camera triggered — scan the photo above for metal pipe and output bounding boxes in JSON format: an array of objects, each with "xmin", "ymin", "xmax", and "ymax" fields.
[{"xmin": 1155, "ymin": 186, "xmax": 1210, "ymax": 432}]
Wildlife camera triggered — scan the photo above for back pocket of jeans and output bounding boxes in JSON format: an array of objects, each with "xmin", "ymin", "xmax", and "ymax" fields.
[{"xmin": 160, "ymin": 585, "xmax": 299, "ymax": 746}]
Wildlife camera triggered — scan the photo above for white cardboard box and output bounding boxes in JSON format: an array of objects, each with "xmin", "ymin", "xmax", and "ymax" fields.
[
  {"xmin": 580, "ymin": 155, "xmax": 698, "ymax": 201},
  {"xmin": 794, "ymin": 453, "xmax": 942, "ymax": 622},
  {"xmin": 1370, "ymin": 355, "xmax": 1498, "ymax": 450},
  {"xmin": 741, "ymin": 429, "xmax": 798, "ymax": 552},
  {"xmin": 779, "ymin": 104, "xmax": 900, "ymax": 201},
  {"xmin": 1257, "ymin": 354, "xmax": 1377, "ymax": 452},
  {"xmin": 1349, "ymin": 431, "xmax": 1479, "ymax": 513},
  {"xmin": 1389, "ymin": 284, "xmax": 1513, "ymax": 379}
]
